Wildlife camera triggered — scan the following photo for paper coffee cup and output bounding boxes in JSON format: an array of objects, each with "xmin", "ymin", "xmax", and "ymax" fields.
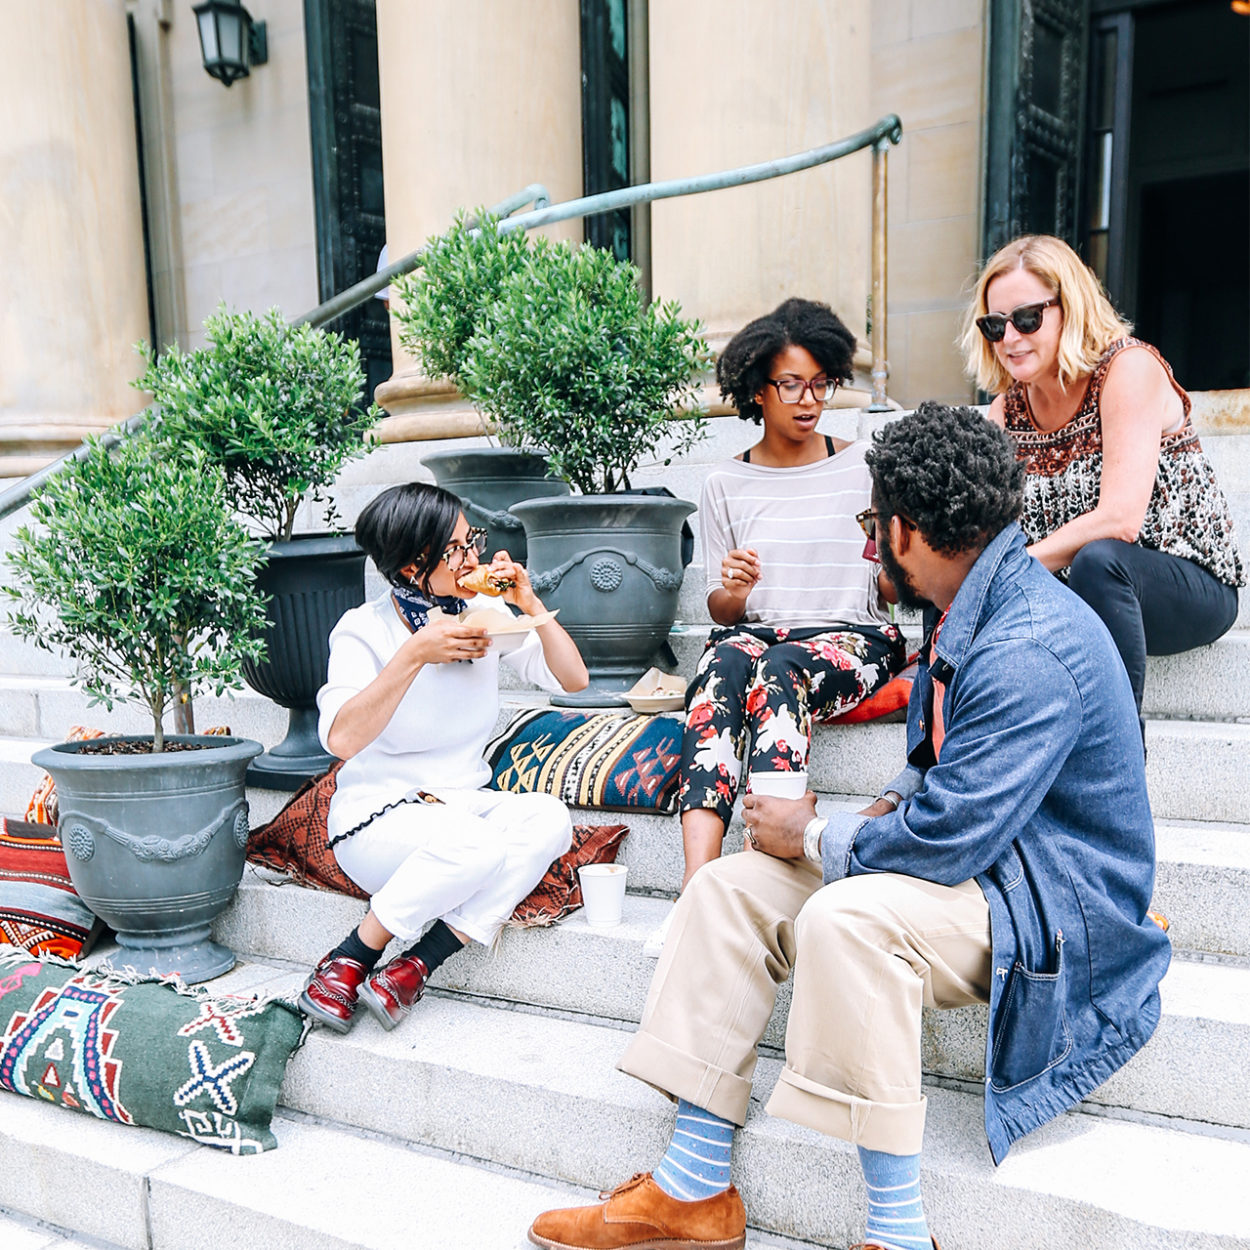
[
  {"xmin": 748, "ymin": 770, "xmax": 809, "ymax": 800},
  {"xmin": 577, "ymin": 863, "xmax": 628, "ymax": 928}
]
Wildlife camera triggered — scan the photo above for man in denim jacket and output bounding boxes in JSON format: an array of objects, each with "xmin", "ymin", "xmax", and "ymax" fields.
[{"xmin": 528, "ymin": 404, "xmax": 1170, "ymax": 1250}]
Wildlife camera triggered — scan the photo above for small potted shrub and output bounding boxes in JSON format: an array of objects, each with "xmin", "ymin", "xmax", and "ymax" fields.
[
  {"xmin": 460, "ymin": 239, "xmax": 714, "ymax": 696},
  {"xmin": 3, "ymin": 432, "xmax": 268, "ymax": 982},
  {"xmin": 391, "ymin": 211, "xmax": 570, "ymax": 561},
  {"xmin": 136, "ymin": 306, "xmax": 383, "ymax": 787}
]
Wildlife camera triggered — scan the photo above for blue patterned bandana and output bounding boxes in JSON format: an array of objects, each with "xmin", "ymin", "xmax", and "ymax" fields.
[{"xmin": 391, "ymin": 582, "xmax": 466, "ymax": 633}]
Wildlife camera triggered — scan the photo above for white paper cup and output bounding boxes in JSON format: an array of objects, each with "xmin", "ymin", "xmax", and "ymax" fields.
[
  {"xmin": 577, "ymin": 863, "xmax": 628, "ymax": 928},
  {"xmin": 747, "ymin": 770, "xmax": 809, "ymax": 800}
]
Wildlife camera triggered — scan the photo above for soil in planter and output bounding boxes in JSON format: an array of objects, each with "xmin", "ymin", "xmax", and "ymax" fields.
[{"xmin": 75, "ymin": 740, "xmax": 210, "ymax": 756}]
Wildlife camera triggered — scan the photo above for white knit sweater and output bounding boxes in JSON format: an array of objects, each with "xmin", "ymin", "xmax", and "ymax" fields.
[{"xmin": 316, "ymin": 591, "xmax": 563, "ymax": 842}]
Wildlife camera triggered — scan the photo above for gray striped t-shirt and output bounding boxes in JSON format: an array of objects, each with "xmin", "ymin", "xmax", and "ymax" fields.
[{"xmin": 699, "ymin": 441, "xmax": 888, "ymax": 629}]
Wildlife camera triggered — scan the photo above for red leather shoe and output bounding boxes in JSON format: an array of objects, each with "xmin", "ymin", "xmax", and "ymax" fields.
[
  {"xmin": 298, "ymin": 952, "xmax": 367, "ymax": 1033},
  {"xmin": 358, "ymin": 953, "xmax": 431, "ymax": 1030}
]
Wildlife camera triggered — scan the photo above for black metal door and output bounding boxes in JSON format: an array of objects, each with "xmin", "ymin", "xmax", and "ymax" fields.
[
  {"xmin": 983, "ymin": 0, "xmax": 1091, "ymax": 257},
  {"xmin": 304, "ymin": 0, "xmax": 391, "ymax": 402},
  {"xmin": 580, "ymin": 0, "xmax": 632, "ymax": 261}
]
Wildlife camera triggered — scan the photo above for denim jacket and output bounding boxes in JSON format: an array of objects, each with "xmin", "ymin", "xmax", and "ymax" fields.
[{"xmin": 820, "ymin": 523, "xmax": 1171, "ymax": 1163}]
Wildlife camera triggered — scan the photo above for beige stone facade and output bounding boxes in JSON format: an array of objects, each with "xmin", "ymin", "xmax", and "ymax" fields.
[{"xmin": 2, "ymin": 1, "xmax": 1002, "ymax": 476}]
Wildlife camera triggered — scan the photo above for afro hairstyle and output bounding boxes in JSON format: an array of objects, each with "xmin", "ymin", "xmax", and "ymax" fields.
[
  {"xmin": 717, "ymin": 297, "xmax": 857, "ymax": 424},
  {"xmin": 865, "ymin": 402, "xmax": 1024, "ymax": 556}
]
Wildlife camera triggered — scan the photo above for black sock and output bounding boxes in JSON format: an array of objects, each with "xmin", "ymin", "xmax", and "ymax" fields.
[
  {"xmin": 331, "ymin": 927, "xmax": 385, "ymax": 971},
  {"xmin": 400, "ymin": 920, "xmax": 465, "ymax": 976}
]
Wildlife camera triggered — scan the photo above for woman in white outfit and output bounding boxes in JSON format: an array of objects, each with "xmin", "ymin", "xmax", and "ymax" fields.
[{"xmin": 298, "ymin": 482, "xmax": 589, "ymax": 1033}]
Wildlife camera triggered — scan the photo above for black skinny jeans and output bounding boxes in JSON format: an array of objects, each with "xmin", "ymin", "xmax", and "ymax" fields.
[{"xmin": 1065, "ymin": 539, "xmax": 1239, "ymax": 714}]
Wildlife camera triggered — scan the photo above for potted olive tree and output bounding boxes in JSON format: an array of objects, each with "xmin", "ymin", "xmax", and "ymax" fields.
[
  {"xmin": 391, "ymin": 211, "xmax": 570, "ymax": 562},
  {"xmin": 4, "ymin": 432, "xmax": 268, "ymax": 982},
  {"xmin": 460, "ymin": 238, "xmax": 714, "ymax": 699},
  {"xmin": 136, "ymin": 307, "xmax": 382, "ymax": 787}
]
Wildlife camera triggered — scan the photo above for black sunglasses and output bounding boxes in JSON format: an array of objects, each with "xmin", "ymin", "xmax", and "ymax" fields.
[{"xmin": 975, "ymin": 298, "xmax": 1059, "ymax": 343}]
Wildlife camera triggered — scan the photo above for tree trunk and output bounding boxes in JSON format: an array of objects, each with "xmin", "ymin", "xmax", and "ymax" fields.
[{"xmin": 173, "ymin": 687, "xmax": 195, "ymax": 735}]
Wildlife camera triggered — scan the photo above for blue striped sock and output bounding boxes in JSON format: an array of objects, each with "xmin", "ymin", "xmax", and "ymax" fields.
[
  {"xmin": 653, "ymin": 1099, "xmax": 734, "ymax": 1201},
  {"xmin": 857, "ymin": 1145, "xmax": 931, "ymax": 1250}
]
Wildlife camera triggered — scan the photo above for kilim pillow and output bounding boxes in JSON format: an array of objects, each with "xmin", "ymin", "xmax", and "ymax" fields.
[
  {"xmin": 0, "ymin": 818, "xmax": 102, "ymax": 959},
  {"xmin": 246, "ymin": 762, "xmax": 368, "ymax": 899},
  {"xmin": 485, "ymin": 709, "xmax": 682, "ymax": 814},
  {"xmin": 0, "ymin": 952, "xmax": 303, "ymax": 1153}
]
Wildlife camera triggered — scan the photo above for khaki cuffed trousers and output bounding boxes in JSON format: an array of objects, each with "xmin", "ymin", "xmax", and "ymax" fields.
[{"xmin": 617, "ymin": 851, "xmax": 992, "ymax": 1155}]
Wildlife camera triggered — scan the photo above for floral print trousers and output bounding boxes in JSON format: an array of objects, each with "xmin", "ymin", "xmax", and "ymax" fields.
[{"xmin": 678, "ymin": 623, "xmax": 905, "ymax": 827}]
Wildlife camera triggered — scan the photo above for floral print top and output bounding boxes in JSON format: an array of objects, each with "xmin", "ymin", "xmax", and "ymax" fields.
[{"xmin": 1002, "ymin": 338, "xmax": 1245, "ymax": 587}]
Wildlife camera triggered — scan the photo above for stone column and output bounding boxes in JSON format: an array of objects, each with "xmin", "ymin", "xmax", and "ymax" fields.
[
  {"xmin": 373, "ymin": 0, "xmax": 585, "ymax": 439},
  {"xmin": 648, "ymin": 1, "xmax": 875, "ymax": 399},
  {"xmin": 0, "ymin": 0, "xmax": 151, "ymax": 478}
]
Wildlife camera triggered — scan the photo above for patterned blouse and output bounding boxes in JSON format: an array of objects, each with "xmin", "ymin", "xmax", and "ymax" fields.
[{"xmin": 1002, "ymin": 337, "xmax": 1245, "ymax": 588}]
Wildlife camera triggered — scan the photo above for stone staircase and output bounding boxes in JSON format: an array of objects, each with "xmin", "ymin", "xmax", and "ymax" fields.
[{"xmin": 0, "ymin": 408, "xmax": 1248, "ymax": 1249}]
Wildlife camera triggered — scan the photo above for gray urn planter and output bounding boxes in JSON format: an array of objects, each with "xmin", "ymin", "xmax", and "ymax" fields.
[
  {"xmin": 242, "ymin": 533, "xmax": 366, "ymax": 790},
  {"xmin": 510, "ymin": 494, "xmax": 695, "ymax": 694},
  {"xmin": 31, "ymin": 735, "xmax": 263, "ymax": 984},
  {"xmin": 421, "ymin": 447, "xmax": 571, "ymax": 563}
]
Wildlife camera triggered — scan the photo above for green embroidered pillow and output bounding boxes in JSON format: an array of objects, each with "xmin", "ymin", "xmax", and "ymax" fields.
[{"xmin": 0, "ymin": 953, "xmax": 303, "ymax": 1153}]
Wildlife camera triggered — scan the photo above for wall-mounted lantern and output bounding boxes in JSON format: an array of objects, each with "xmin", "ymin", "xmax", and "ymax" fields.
[{"xmin": 193, "ymin": 0, "xmax": 268, "ymax": 87}]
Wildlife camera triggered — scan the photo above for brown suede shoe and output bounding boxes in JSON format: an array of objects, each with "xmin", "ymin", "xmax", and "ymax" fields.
[{"xmin": 528, "ymin": 1172, "xmax": 746, "ymax": 1249}]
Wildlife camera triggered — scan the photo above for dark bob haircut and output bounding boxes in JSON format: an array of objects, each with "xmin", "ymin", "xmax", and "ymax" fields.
[
  {"xmin": 866, "ymin": 401, "xmax": 1024, "ymax": 557},
  {"xmin": 355, "ymin": 481, "xmax": 463, "ymax": 590},
  {"xmin": 717, "ymin": 297, "xmax": 857, "ymax": 425}
]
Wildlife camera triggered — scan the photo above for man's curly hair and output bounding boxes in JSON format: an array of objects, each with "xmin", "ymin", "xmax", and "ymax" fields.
[
  {"xmin": 866, "ymin": 402, "xmax": 1024, "ymax": 556},
  {"xmin": 717, "ymin": 298, "xmax": 857, "ymax": 424}
]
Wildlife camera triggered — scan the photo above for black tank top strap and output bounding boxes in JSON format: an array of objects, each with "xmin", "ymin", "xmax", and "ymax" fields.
[{"xmin": 741, "ymin": 434, "xmax": 835, "ymax": 465}]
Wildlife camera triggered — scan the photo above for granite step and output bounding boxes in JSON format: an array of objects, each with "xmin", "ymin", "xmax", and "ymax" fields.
[
  {"xmin": 223, "ymin": 792, "xmax": 1250, "ymax": 962},
  {"xmin": 0, "ymin": 1093, "xmax": 600, "ymax": 1250},
  {"xmin": 215, "ymin": 878, "xmax": 1250, "ymax": 1131},
  {"xmin": 0, "ymin": 1206, "xmax": 107, "ymax": 1250},
  {"xmin": 593, "ymin": 806, "xmax": 1250, "ymax": 960},
  {"xmin": 249, "ymin": 971, "xmax": 1250, "ymax": 1248}
]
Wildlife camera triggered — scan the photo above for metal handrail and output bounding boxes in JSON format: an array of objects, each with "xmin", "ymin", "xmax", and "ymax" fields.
[
  {"xmin": 0, "ymin": 115, "xmax": 903, "ymax": 522},
  {"xmin": 295, "ymin": 183, "xmax": 551, "ymax": 329}
]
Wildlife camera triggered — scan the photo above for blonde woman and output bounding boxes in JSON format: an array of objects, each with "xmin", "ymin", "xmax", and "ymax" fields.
[{"xmin": 963, "ymin": 234, "xmax": 1243, "ymax": 721}]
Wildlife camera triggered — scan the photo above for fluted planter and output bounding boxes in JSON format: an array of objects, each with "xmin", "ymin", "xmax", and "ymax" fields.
[
  {"xmin": 511, "ymin": 494, "xmax": 695, "ymax": 703},
  {"xmin": 32, "ymin": 735, "xmax": 262, "ymax": 983},
  {"xmin": 241, "ymin": 533, "xmax": 366, "ymax": 789},
  {"xmin": 421, "ymin": 448, "xmax": 571, "ymax": 563}
]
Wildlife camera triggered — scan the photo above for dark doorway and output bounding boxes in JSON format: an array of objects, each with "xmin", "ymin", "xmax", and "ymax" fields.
[
  {"xmin": 305, "ymin": 0, "xmax": 391, "ymax": 402},
  {"xmin": 1097, "ymin": 0, "xmax": 1249, "ymax": 390},
  {"xmin": 1137, "ymin": 170, "xmax": 1250, "ymax": 390}
]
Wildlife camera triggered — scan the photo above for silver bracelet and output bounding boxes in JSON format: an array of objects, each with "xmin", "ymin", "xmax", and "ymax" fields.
[
  {"xmin": 802, "ymin": 816, "xmax": 827, "ymax": 865},
  {"xmin": 876, "ymin": 790, "xmax": 902, "ymax": 811}
]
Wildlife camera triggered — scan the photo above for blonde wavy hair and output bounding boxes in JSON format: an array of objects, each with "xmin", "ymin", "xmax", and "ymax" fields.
[{"xmin": 961, "ymin": 235, "xmax": 1132, "ymax": 394}]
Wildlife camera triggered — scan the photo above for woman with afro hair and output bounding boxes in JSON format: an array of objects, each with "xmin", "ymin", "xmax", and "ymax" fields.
[{"xmin": 645, "ymin": 297, "xmax": 905, "ymax": 957}]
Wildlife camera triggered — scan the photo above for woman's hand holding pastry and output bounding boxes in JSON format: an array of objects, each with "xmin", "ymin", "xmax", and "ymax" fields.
[
  {"xmin": 721, "ymin": 548, "xmax": 761, "ymax": 599},
  {"xmin": 489, "ymin": 550, "xmax": 545, "ymax": 616},
  {"xmin": 405, "ymin": 616, "xmax": 490, "ymax": 666}
]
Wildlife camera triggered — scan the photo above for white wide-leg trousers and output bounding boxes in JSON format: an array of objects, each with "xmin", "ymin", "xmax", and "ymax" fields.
[{"xmin": 332, "ymin": 788, "xmax": 573, "ymax": 946}]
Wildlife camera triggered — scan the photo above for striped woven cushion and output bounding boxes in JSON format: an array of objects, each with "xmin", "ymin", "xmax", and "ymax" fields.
[
  {"xmin": 0, "ymin": 818, "xmax": 100, "ymax": 959},
  {"xmin": 485, "ymin": 709, "xmax": 682, "ymax": 814}
]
